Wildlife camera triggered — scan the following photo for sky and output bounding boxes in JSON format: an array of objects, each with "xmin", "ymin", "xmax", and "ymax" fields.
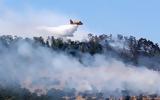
[{"xmin": 0, "ymin": 0, "xmax": 160, "ymax": 43}]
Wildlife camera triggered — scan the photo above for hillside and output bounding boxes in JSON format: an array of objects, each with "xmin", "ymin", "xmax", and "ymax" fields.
[
  {"xmin": 0, "ymin": 34, "xmax": 159, "ymax": 69},
  {"xmin": 0, "ymin": 34, "xmax": 159, "ymax": 100}
]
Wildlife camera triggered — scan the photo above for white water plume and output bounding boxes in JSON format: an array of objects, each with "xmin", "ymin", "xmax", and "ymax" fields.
[{"xmin": 37, "ymin": 24, "xmax": 79, "ymax": 37}]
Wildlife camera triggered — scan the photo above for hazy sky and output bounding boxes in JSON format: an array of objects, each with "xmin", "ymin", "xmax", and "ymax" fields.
[{"xmin": 0, "ymin": 0, "xmax": 160, "ymax": 43}]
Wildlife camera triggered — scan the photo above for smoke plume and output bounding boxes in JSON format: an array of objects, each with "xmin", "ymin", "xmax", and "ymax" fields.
[{"xmin": 0, "ymin": 39, "xmax": 160, "ymax": 96}]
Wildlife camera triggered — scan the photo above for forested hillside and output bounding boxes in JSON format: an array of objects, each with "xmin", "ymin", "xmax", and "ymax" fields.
[
  {"xmin": 0, "ymin": 34, "xmax": 159, "ymax": 100},
  {"xmin": 0, "ymin": 34, "xmax": 159, "ymax": 69}
]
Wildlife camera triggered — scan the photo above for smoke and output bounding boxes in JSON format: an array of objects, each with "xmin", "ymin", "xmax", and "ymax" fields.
[
  {"xmin": 0, "ymin": 39, "xmax": 160, "ymax": 96},
  {"xmin": 0, "ymin": 4, "xmax": 160, "ymax": 97}
]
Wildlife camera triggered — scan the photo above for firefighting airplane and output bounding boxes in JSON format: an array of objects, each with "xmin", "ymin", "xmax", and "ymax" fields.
[
  {"xmin": 38, "ymin": 19, "xmax": 83, "ymax": 37},
  {"xmin": 70, "ymin": 19, "xmax": 83, "ymax": 25}
]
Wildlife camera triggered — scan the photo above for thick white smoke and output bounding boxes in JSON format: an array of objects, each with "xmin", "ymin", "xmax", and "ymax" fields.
[{"xmin": 0, "ymin": 40, "xmax": 160, "ymax": 96}]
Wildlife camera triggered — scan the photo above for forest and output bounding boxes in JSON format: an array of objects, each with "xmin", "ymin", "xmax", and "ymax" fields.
[
  {"xmin": 0, "ymin": 34, "xmax": 159, "ymax": 100},
  {"xmin": 0, "ymin": 34, "xmax": 159, "ymax": 69}
]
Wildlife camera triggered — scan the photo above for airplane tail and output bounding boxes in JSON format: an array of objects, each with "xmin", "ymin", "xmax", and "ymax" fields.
[{"xmin": 70, "ymin": 19, "xmax": 73, "ymax": 24}]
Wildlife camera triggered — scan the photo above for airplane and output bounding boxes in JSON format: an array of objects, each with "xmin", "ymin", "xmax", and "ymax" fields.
[{"xmin": 70, "ymin": 19, "xmax": 83, "ymax": 25}]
